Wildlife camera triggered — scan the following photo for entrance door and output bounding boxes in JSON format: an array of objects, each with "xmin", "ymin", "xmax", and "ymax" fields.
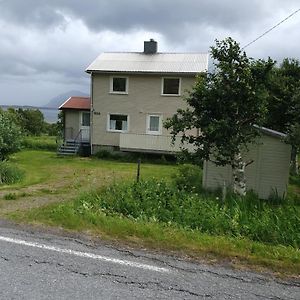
[{"xmin": 80, "ymin": 111, "xmax": 90, "ymax": 142}]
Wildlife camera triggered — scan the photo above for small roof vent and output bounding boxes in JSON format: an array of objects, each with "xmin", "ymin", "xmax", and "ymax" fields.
[{"xmin": 144, "ymin": 39, "xmax": 157, "ymax": 54}]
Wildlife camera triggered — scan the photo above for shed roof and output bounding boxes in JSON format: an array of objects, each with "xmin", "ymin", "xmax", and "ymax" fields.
[
  {"xmin": 86, "ymin": 52, "xmax": 208, "ymax": 74},
  {"xmin": 59, "ymin": 96, "xmax": 90, "ymax": 110},
  {"xmin": 254, "ymin": 125, "xmax": 287, "ymax": 139}
]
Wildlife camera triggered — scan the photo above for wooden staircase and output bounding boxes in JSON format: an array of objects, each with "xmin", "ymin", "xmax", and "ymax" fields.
[{"xmin": 57, "ymin": 139, "xmax": 80, "ymax": 156}]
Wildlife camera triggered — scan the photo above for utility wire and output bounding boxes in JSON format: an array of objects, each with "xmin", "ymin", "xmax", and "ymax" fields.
[{"xmin": 242, "ymin": 8, "xmax": 300, "ymax": 50}]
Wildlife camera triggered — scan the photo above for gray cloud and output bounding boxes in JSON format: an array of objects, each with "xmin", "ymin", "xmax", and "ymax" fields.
[
  {"xmin": 2, "ymin": 1, "xmax": 297, "ymax": 39},
  {"xmin": 0, "ymin": 0, "xmax": 299, "ymax": 105}
]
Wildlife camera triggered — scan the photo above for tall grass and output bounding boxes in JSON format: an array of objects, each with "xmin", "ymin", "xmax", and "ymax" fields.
[
  {"xmin": 0, "ymin": 161, "xmax": 24, "ymax": 185},
  {"xmin": 22, "ymin": 135, "xmax": 58, "ymax": 151},
  {"xmin": 73, "ymin": 179, "xmax": 300, "ymax": 248}
]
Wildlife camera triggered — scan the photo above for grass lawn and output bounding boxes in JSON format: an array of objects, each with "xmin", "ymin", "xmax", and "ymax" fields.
[
  {"xmin": 3, "ymin": 150, "xmax": 177, "ymax": 189},
  {"xmin": 0, "ymin": 150, "xmax": 178, "ymax": 211},
  {"xmin": 2, "ymin": 149, "xmax": 300, "ymax": 277}
]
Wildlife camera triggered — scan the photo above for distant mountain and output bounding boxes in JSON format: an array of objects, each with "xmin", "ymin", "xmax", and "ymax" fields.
[{"xmin": 45, "ymin": 90, "xmax": 89, "ymax": 108}]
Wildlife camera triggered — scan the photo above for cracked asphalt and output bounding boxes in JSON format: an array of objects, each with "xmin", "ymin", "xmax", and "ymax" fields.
[{"xmin": 0, "ymin": 225, "xmax": 299, "ymax": 299}]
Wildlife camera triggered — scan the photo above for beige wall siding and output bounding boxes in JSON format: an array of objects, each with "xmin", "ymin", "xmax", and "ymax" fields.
[
  {"xmin": 64, "ymin": 110, "xmax": 80, "ymax": 140},
  {"xmin": 202, "ymin": 135, "xmax": 291, "ymax": 199},
  {"xmin": 91, "ymin": 73, "xmax": 196, "ymax": 149}
]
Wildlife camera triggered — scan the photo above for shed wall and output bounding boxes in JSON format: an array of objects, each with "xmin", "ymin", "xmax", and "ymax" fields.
[
  {"xmin": 64, "ymin": 110, "xmax": 80, "ymax": 140},
  {"xmin": 202, "ymin": 135, "xmax": 291, "ymax": 199}
]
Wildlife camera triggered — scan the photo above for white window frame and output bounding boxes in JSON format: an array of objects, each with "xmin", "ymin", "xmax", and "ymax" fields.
[
  {"xmin": 80, "ymin": 111, "xmax": 90, "ymax": 127},
  {"xmin": 109, "ymin": 76, "xmax": 129, "ymax": 94},
  {"xmin": 146, "ymin": 114, "xmax": 162, "ymax": 135},
  {"xmin": 161, "ymin": 77, "xmax": 181, "ymax": 96},
  {"xmin": 107, "ymin": 113, "xmax": 129, "ymax": 132}
]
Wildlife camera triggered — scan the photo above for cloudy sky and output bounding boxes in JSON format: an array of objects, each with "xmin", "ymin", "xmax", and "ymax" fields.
[{"xmin": 0, "ymin": 0, "xmax": 299, "ymax": 106}]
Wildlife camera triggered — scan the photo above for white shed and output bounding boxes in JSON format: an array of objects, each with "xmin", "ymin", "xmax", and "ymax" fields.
[{"xmin": 202, "ymin": 127, "xmax": 292, "ymax": 199}]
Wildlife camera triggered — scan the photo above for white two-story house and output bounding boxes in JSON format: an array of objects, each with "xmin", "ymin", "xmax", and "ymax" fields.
[
  {"xmin": 60, "ymin": 40, "xmax": 208, "ymax": 155},
  {"xmin": 86, "ymin": 40, "xmax": 208, "ymax": 155}
]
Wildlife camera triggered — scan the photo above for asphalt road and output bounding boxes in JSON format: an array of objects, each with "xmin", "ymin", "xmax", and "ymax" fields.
[{"xmin": 0, "ymin": 225, "xmax": 299, "ymax": 299}]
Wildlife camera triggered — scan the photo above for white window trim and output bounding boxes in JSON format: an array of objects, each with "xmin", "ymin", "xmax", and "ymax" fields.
[
  {"xmin": 109, "ymin": 76, "xmax": 129, "ymax": 94},
  {"xmin": 146, "ymin": 114, "xmax": 162, "ymax": 135},
  {"xmin": 107, "ymin": 113, "xmax": 129, "ymax": 133},
  {"xmin": 161, "ymin": 77, "xmax": 181, "ymax": 96}
]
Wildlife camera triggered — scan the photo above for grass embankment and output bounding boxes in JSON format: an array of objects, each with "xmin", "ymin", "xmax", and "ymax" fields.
[
  {"xmin": 10, "ymin": 191, "xmax": 300, "ymax": 276},
  {"xmin": 7, "ymin": 154, "xmax": 300, "ymax": 276}
]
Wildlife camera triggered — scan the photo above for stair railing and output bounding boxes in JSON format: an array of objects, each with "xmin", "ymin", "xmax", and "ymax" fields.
[{"xmin": 73, "ymin": 129, "xmax": 83, "ymax": 153}]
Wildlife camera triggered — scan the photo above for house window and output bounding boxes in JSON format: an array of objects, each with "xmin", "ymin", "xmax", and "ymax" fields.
[
  {"xmin": 162, "ymin": 78, "xmax": 181, "ymax": 95},
  {"xmin": 108, "ymin": 114, "xmax": 128, "ymax": 131},
  {"xmin": 147, "ymin": 115, "xmax": 162, "ymax": 135},
  {"xmin": 110, "ymin": 77, "xmax": 128, "ymax": 94},
  {"xmin": 81, "ymin": 112, "xmax": 90, "ymax": 126}
]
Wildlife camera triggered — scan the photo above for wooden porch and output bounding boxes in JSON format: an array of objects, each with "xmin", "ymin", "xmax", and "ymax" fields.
[{"xmin": 119, "ymin": 133, "xmax": 195, "ymax": 154}]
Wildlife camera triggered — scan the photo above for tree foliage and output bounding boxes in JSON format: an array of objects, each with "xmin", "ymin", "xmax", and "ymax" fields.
[
  {"xmin": 15, "ymin": 108, "xmax": 45, "ymax": 135},
  {"xmin": 6, "ymin": 108, "xmax": 61, "ymax": 137},
  {"xmin": 264, "ymin": 58, "xmax": 300, "ymax": 174},
  {"xmin": 165, "ymin": 37, "xmax": 274, "ymax": 166},
  {"xmin": 265, "ymin": 58, "xmax": 300, "ymax": 132},
  {"xmin": 0, "ymin": 110, "xmax": 22, "ymax": 160}
]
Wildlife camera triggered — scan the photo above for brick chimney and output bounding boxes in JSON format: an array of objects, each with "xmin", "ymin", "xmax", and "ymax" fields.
[{"xmin": 144, "ymin": 39, "xmax": 158, "ymax": 54}]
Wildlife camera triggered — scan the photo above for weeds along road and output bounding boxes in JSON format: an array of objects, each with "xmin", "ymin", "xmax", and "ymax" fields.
[{"xmin": 0, "ymin": 224, "xmax": 299, "ymax": 299}]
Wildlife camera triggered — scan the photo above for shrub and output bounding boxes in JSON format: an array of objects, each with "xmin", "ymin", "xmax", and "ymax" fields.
[
  {"xmin": 172, "ymin": 164, "xmax": 203, "ymax": 193},
  {"xmin": 0, "ymin": 111, "xmax": 22, "ymax": 160},
  {"xmin": 0, "ymin": 161, "xmax": 24, "ymax": 185},
  {"xmin": 94, "ymin": 150, "xmax": 176, "ymax": 164},
  {"xmin": 94, "ymin": 150, "xmax": 119, "ymax": 160},
  {"xmin": 3, "ymin": 193, "xmax": 17, "ymax": 200}
]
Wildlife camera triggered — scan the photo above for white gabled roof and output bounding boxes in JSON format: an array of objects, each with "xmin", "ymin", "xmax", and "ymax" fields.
[{"xmin": 86, "ymin": 52, "xmax": 208, "ymax": 74}]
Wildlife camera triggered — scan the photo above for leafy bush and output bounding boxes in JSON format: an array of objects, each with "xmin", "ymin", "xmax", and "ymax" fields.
[
  {"xmin": 0, "ymin": 161, "xmax": 24, "ymax": 185},
  {"xmin": 172, "ymin": 164, "xmax": 203, "ymax": 193},
  {"xmin": 73, "ymin": 179, "xmax": 300, "ymax": 248},
  {"xmin": 0, "ymin": 111, "xmax": 22, "ymax": 160}
]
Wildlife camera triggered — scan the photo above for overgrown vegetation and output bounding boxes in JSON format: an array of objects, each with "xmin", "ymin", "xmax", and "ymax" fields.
[
  {"xmin": 0, "ymin": 161, "xmax": 24, "ymax": 185},
  {"xmin": 65, "ymin": 179, "xmax": 299, "ymax": 248}
]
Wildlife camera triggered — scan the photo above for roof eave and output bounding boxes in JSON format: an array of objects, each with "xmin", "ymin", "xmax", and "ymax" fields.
[
  {"xmin": 85, "ymin": 69, "xmax": 206, "ymax": 76},
  {"xmin": 59, "ymin": 107, "xmax": 90, "ymax": 111},
  {"xmin": 254, "ymin": 125, "xmax": 287, "ymax": 139}
]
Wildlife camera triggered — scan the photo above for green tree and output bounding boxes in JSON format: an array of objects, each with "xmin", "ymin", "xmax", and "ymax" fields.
[
  {"xmin": 0, "ymin": 110, "xmax": 22, "ymax": 160},
  {"xmin": 165, "ymin": 37, "xmax": 274, "ymax": 195},
  {"xmin": 12, "ymin": 108, "xmax": 45, "ymax": 136},
  {"xmin": 264, "ymin": 58, "xmax": 300, "ymax": 174}
]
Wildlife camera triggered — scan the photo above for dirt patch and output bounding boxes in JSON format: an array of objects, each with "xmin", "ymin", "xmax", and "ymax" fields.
[{"xmin": 0, "ymin": 168, "xmax": 125, "ymax": 217}]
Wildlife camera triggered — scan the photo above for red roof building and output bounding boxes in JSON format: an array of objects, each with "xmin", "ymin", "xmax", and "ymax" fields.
[{"xmin": 59, "ymin": 96, "xmax": 91, "ymax": 110}]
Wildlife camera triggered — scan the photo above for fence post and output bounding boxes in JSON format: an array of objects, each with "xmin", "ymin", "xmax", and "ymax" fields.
[{"xmin": 136, "ymin": 158, "xmax": 141, "ymax": 183}]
